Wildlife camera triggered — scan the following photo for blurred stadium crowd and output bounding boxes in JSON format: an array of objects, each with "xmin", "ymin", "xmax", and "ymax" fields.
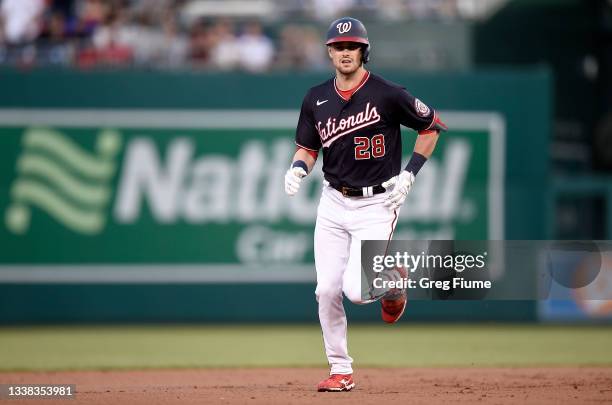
[{"xmin": 0, "ymin": 0, "xmax": 488, "ymax": 71}]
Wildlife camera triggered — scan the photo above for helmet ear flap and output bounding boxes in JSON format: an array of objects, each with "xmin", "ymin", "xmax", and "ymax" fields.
[{"xmin": 362, "ymin": 44, "xmax": 370, "ymax": 64}]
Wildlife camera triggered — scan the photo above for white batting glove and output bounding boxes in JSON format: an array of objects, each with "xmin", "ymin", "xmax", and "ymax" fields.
[
  {"xmin": 382, "ymin": 170, "xmax": 415, "ymax": 210},
  {"xmin": 284, "ymin": 166, "xmax": 307, "ymax": 196}
]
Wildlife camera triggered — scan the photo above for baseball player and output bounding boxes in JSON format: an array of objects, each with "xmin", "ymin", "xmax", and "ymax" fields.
[{"xmin": 284, "ymin": 17, "xmax": 447, "ymax": 392}]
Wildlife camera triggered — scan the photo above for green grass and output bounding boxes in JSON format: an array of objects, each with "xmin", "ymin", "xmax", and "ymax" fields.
[{"xmin": 0, "ymin": 324, "xmax": 611, "ymax": 371}]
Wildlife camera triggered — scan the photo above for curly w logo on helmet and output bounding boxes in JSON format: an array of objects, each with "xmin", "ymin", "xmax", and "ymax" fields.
[{"xmin": 336, "ymin": 21, "xmax": 352, "ymax": 34}]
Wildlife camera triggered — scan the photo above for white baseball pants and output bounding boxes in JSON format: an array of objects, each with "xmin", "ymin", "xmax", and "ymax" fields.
[{"xmin": 314, "ymin": 184, "xmax": 398, "ymax": 375}]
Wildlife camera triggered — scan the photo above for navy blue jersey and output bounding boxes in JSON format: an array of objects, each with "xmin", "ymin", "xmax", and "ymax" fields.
[{"xmin": 295, "ymin": 72, "xmax": 437, "ymax": 188}]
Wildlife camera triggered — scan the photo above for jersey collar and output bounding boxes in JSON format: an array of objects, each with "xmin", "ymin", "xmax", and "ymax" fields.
[{"xmin": 334, "ymin": 70, "xmax": 370, "ymax": 101}]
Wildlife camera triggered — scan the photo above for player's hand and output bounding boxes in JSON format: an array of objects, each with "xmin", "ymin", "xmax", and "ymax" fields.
[
  {"xmin": 284, "ymin": 167, "xmax": 307, "ymax": 196},
  {"xmin": 382, "ymin": 170, "xmax": 415, "ymax": 210}
]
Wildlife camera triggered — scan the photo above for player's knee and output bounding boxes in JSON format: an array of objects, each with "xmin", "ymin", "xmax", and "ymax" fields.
[
  {"xmin": 315, "ymin": 283, "xmax": 342, "ymax": 302},
  {"xmin": 344, "ymin": 288, "xmax": 368, "ymax": 305}
]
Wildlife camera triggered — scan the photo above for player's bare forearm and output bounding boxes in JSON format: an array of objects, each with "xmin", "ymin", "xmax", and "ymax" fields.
[
  {"xmin": 401, "ymin": 131, "xmax": 440, "ymax": 178},
  {"xmin": 292, "ymin": 148, "xmax": 317, "ymax": 173},
  {"xmin": 413, "ymin": 132, "xmax": 439, "ymax": 158}
]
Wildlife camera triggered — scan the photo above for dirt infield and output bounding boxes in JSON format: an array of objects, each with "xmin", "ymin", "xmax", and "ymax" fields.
[{"xmin": 1, "ymin": 367, "xmax": 611, "ymax": 404}]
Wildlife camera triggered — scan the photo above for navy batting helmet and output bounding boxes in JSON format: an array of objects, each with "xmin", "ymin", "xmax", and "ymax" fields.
[{"xmin": 325, "ymin": 17, "xmax": 370, "ymax": 64}]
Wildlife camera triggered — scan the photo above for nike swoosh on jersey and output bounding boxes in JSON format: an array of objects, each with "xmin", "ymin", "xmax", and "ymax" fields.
[{"xmin": 316, "ymin": 99, "xmax": 328, "ymax": 106}]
